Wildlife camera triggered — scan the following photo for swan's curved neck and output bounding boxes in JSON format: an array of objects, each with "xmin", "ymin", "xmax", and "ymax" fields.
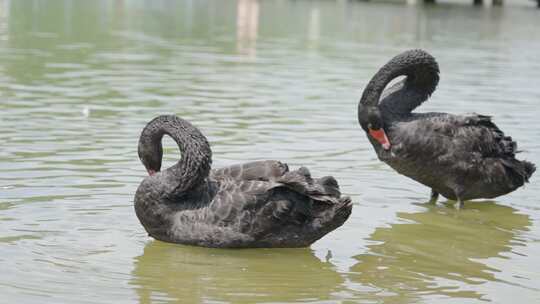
[
  {"xmin": 139, "ymin": 115, "xmax": 212, "ymax": 195},
  {"xmin": 359, "ymin": 49, "xmax": 439, "ymax": 115}
]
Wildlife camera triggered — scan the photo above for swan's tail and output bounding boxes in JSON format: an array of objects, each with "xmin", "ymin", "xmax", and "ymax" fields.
[
  {"xmin": 472, "ymin": 114, "xmax": 535, "ymax": 185},
  {"xmin": 277, "ymin": 166, "xmax": 352, "ymax": 220},
  {"xmin": 262, "ymin": 166, "xmax": 352, "ymax": 246},
  {"xmin": 523, "ymin": 160, "xmax": 536, "ymax": 182},
  {"xmin": 502, "ymin": 158, "xmax": 536, "ymax": 187},
  {"xmin": 275, "ymin": 166, "xmax": 344, "ymax": 205}
]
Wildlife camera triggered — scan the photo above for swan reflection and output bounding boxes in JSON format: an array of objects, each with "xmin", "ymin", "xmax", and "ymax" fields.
[
  {"xmin": 131, "ymin": 241, "xmax": 345, "ymax": 303},
  {"xmin": 348, "ymin": 202, "xmax": 530, "ymax": 302},
  {"xmin": 236, "ymin": 0, "xmax": 259, "ymax": 57}
]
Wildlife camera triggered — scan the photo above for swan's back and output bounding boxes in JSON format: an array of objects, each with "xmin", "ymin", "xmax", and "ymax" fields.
[{"xmin": 210, "ymin": 160, "xmax": 288, "ymax": 181}]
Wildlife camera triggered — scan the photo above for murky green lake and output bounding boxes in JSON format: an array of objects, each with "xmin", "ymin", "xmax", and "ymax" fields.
[{"xmin": 1, "ymin": 0, "xmax": 539, "ymax": 303}]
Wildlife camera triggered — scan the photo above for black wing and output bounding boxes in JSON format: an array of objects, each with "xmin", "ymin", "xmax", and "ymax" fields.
[
  {"xmin": 206, "ymin": 166, "xmax": 347, "ymax": 237},
  {"xmin": 391, "ymin": 113, "xmax": 534, "ymax": 186}
]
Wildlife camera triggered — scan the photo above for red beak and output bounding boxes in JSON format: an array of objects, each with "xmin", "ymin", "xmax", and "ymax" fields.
[
  {"xmin": 368, "ymin": 128, "xmax": 391, "ymax": 150},
  {"xmin": 147, "ymin": 169, "xmax": 156, "ymax": 176}
]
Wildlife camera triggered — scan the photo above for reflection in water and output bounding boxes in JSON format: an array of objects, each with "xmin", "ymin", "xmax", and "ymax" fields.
[
  {"xmin": 349, "ymin": 202, "xmax": 531, "ymax": 303},
  {"xmin": 131, "ymin": 241, "xmax": 345, "ymax": 304},
  {"xmin": 308, "ymin": 6, "xmax": 320, "ymax": 45},
  {"xmin": 236, "ymin": 0, "xmax": 259, "ymax": 57}
]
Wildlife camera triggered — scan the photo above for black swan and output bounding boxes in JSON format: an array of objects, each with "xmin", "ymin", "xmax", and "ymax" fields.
[
  {"xmin": 357, "ymin": 49, "xmax": 535, "ymax": 208},
  {"xmin": 134, "ymin": 115, "xmax": 352, "ymax": 248}
]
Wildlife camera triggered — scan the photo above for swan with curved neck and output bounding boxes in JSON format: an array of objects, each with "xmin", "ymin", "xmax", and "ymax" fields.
[
  {"xmin": 135, "ymin": 115, "xmax": 352, "ymax": 247},
  {"xmin": 358, "ymin": 49, "xmax": 535, "ymax": 208}
]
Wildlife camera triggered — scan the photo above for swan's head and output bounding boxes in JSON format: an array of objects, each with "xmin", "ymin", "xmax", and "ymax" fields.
[
  {"xmin": 358, "ymin": 106, "xmax": 391, "ymax": 151},
  {"xmin": 138, "ymin": 134, "xmax": 163, "ymax": 176}
]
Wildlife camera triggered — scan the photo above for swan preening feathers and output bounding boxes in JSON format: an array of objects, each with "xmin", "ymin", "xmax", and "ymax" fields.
[
  {"xmin": 134, "ymin": 49, "xmax": 535, "ymax": 248},
  {"xmin": 135, "ymin": 115, "xmax": 352, "ymax": 248},
  {"xmin": 358, "ymin": 49, "xmax": 535, "ymax": 208}
]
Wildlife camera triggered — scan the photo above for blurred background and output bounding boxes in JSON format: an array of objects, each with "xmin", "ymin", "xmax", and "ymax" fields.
[{"xmin": 0, "ymin": 1, "xmax": 539, "ymax": 303}]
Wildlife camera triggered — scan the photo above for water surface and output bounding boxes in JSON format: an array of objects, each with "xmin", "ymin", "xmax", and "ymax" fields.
[{"xmin": 1, "ymin": 1, "xmax": 539, "ymax": 303}]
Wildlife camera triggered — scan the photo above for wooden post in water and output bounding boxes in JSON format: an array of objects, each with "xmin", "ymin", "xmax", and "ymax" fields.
[
  {"xmin": 424, "ymin": 0, "xmax": 436, "ymax": 4},
  {"xmin": 473, "ymin": 0, "xmax": 483, "ymax": 5}
]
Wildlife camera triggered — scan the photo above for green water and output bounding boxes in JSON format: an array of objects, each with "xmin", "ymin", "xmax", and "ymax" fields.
[{"xmin": 1, "ymin": 0, "xmax": 539, "ymax": 303}]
